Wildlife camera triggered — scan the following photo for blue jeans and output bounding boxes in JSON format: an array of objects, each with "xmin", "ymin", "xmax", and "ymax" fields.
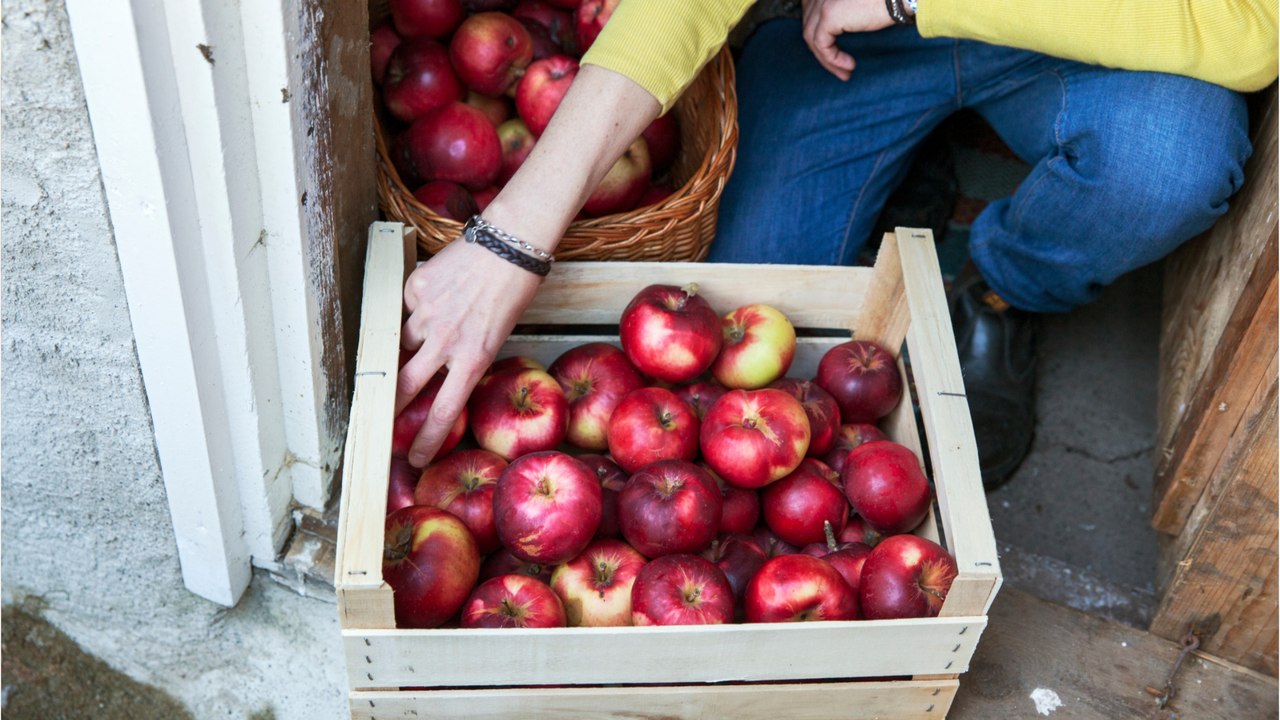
[{"xmin": 712, "ymin": 21, "xmax": 1251, "ymax": 313}]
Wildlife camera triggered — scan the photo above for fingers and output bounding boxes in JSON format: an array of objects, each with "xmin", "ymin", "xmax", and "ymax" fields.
[
  {"xmin": 814, "ymin": 32, "xmax": 855, "ymax": 80},
  {"xmin": 406, "ymin": 358, "xmax": 486, "ymax": 468},
  {"xmin": 396, "ymin": 343, "xmax": 444, "ymax": 417},
  {"xmin": 801, "ymin": 0, "xmax": 857, "ymax": 81}
]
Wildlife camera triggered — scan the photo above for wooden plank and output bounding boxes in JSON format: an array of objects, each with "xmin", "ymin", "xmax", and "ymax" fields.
[
  {"xmin": 498, "ymin": 336, "xmax": 846, "ymax": 378},
  {"xmin": 950, "ymin": 588, "xmax": 1279, "ymax": 719},
  {"xmin": 853, "ymin": 232, "xmax": 912, "ymax": 350},
  {"xmin": 349, "ymin": 680, "xmax": 958, "ymax": 719},
  {"xmin": 343, "ymin": 616, "xmax": 986, "ymax": 688}
]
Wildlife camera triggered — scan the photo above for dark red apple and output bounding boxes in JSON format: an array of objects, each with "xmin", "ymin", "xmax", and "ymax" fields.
[
  {"xmin": 637, "ymin": 183, "xmax": 675, "ymax": 207},
  {"xmin": 399, "ymin": 102, "xmax": 501, "ymax": 189},
  {"xmin": 581, "ymin": 137, "xmax": 651, "ymax": 216},
  {"xmin": 464, "ymin": 90, "xmax": 512, "ymax": 127},
  {"xmin": 574, "ymin": 0, "xmax": 621, "ymax": 54},
  {"xmin": 605, "ymin": 387, "xmax": 699, "ymax": 473},
  {"xmin": 382, "ymin": 505, "xmax": 481, "ymax": 628},
  {"xmin": 618, "ymin": 459, "xmax": 722, "ymax": 558},
  {"xmin": 520, "ymin": 18, "xmax": 561, "ymax": 60},
  {"xmin": 387, "ymin": 455, "xmax": 421, "ymax": 514},
  {"xmin": 631, "ymin": 554, "xmax": 735, "ymax": 626},
  {"xmin": 549, "ymin": 538, "xmax": 647, "ymax": 626},
  {"xmin": 702, "ymin": 534, "xmax": 768, "ymax": 604},
  {"xmin": 577, "ymin": 454, "xmax": 627, "ymax": 539},
  {"xmin": 743, "ymin": 554, "xmax": 859, "ymax": 623},
  {"xmin": 843, "ymin": 440, "xmax": 931, "ymax": 535},
  {"xmin": 700, "ymin": 388, "xmax": 811, "ymax": 489},
  {"xmin": 641, "ymin": 112, "xmax": 680, "ymax": 174},
  {"xmin": 771, "ymin": 379, "xmax": 842, "ymax": 458},
  {"xmin": 513, "ymin": 0, "xmax": 576, "ymax": 52},
  {"xmin": 493, "ymin": 451, "xmax": 602, "ymax": 565},
  {"xmin": 412, "ymin": 180, "xmax": 477, "ymax": 221},
  {"xmin": 449, "ymin": 12, "xmax": 533, "ymax": 96},
  {"xmin": 823, "ymin": 422, "xmax": 890, "ymax": 475},
  {"xmin": 815, "ymin": 340, "xmax": 904, "ymax": 423},
  {"xmin": 761, "ymin": 458, "xmax": 848, "ymax": 547},
  {"xmin": 479, "ymin": 548, "xmax": 553, "ymax": 585},
  {"xmin": 800, "ymin": 521, "xmax": 872, "ymax": 599},
  {"xmin": 859, "ymin": 534, "xmax": 957, "ymax": 619},
  {"xmin": 619, "ymin": 284, "xmax": 722, "ymax": 384},
  {"xmin": 515, "ymin": 54, "xmax": 578, "ymax": 136},
  {"xmin": 472, "ymin": 185, "xmax": 499, "ymax": 211},
  {"xmin": 549, "ymin": 342, "xmax": 645, "ymax": 451},
  {"xmin": 752, "ymin": 525, "xmax": 800, "ymax": 558},
  {"xmin": 705, "ymin": 465, "xmax": 760, "ymax": 535},
  {"xmin": 674, "ymin": 381, "xmax": 727, "ymax": 421},
  {"xmin": 461, "ymin": 574, "xmax": 566, "ymax": 628},
  {"xmin": 382, "ymin": 40, "xmax": 464, "ymax": 124},
  {"xmin": 467, "ymin": 367, "xmax": 568, "ymax": 460},
  {"xmin": 839, "ymin": 514, "xmax": 884, "ymax": 547},
  {"xmin": 392, "ymin": 372, "xmax": 467, "ymax": 463},
  {"xmin": 413, "ymin": 449, "xmax": 507, "ymax": 554},
  {"xmin": 370, "ymin": 24, "xmax": 402, "ymax": 86},
  {"xmin": 463, "ymin": 0, "xmax": 516, "ymax": 10}
]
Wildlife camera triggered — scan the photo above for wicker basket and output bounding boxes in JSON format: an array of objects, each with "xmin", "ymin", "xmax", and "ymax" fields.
[{"xmin": 375, "ymin": 45, "xmax": 738, "ymax": 262}]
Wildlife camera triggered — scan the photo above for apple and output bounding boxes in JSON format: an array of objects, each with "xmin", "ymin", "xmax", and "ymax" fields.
[
  {"xmin": 705, "ymin": 465, "xmax": 759, "ymax": 535},
  {"xmin": 515, "ymin": 54, "xmax": 578, "ymax": 137},
  {"xmin": 674, "ymin": 380, "xmax": 726, "ymax": 421},
  {"xmin": 823, "ymin": 422, "xmax": 889, "ymax": 475},
  {"xmin": 801, "ymin": 521, "xmax": 872, "ymax": 599},
  {"xmin": 513, "ymin": 0, "xmax": 576, "ymax": 52},
  {"xmin": 637, "ymin": 183, "xmax": 674, "ymax": 207},
  {"xmin": 519, "ymin": 18, "xmax": 561, "ymax": 61},
  {"xmin": 843, "ymin": 440, "xmax": 931, "ymax": 535},
  {"xmin": 702, "ymin": 534, "xmax": 768, "ymax": 604},
  {"xmin": 619, "ymin": 460, "xmax": 722, "ymax": 558},
  {"xmin": 839, "ymin": 514, "xmax": 884, "ymax": 547},
  {"xmin": 743, "ymin": 554, "xmax": 859, "ymax": 623},
  {"xmin": 700, "ymin": 388, "xmax": 810, "ymax": 489},
  {"xmin": 461, "ymin": 574, "xmax": 566, "ymax": 628},
  {"xmin": 412, "ymin": 180, "xmax": 477, "ymax": 221},
  {"xmin": 549, "ymin": 538, "xmax": 647, "ymax": 626},
  {"xmin": 641, "ymin": 112, "xmax": 680, "ymax": 174},
  {"xmin": 464, "ymin": 90, "xmax": 512, "ymax": 127},
  {"xmin": 370, "ymin": 24, "xmax": 402, "ymax": 86},
  {"xmin": 574, "ymin": 0, "xmax": 621, "ymax": 54},
  {"xmin": 493, "ymin": 451, "xmax": 601, "ymax": 565},
  {"xmin": 483, "ymin": 355, "xmax": 545, "ymax": 380},
  {"xmin": 390, "ymin": 0, "xmax": 464, "ymax": 39},
  {"xmin": 479, "ymin": 548, "xmax": 553, "ymax": 585},
  {"xmin": 710, "ymin": 304, "xmax": 796, "ymax": 390},
  {"xmin": 392, "ymin": 372, "xmax": 467, "ymax": 462},
  {"xmin": 549, "ymin": 342, "xmax": 645, "ymax": 451},
  {"xmin": 382, "ymin": 40, "xmax": 464, "ymax": 124},
  {"xmin": 859, "ymin": 534, "xmax": 957, "ymax": 619},
  {"xmin": 577, "ymin": 454, "xmax": 628, "ymax": 539},
  {"xmin": 387, "ymin": 455, "xmax": 421, "ymax": 514},
  {"xmin": 472, "ymin": 185, "xmax": 499, "ymax": 211},
  {"xmin": 399, "ymin": 102, "xmax": 501, "ymax": 189},
  {"xmin": 605, "ymin": 387, "xmax": 699, "ymax": 473},
  {"xmin": 761, "ymin": 458, "xmax": 848, "ymax": 547},
  {"xmin": 542, "ymin": 0, "xmax": 577, "ymax": 10},
  {"xmin": 495, "ymin": 118, "xmax": 536, "ymax": 184},
  {"xmin": 467, "ymin": 367, "xmax": 568, "ymax": 460},
  {"xmin": 815, "ymin": 340, "xmax": 904, "ymax": 423},
  {"xmin": 752, "ymin": 525, "xmax": 800, "ymax": 558},
  {"xmin": 463, "ymin": 0, "xmax": 516, "ymax": 10},
  {"xmin": 631, "ymin": 554, "xmax": 734, "ymax": 626},
  {"xmin": 382, "ymin": 505, "xmax": 481, "ymax": 628},
  {"xmin": 770, "ymin": 379, "xmax": 841, "ymax": 458},
  {"xmin": 449, "ymin": 12, "xmax": 533, "ymax": 97},
  {"xmin": 582, "ymin": 137, "xmax": 651, "ymax": 216},
  {"xmin": 619, "ymin": 283, "xmax": 722, "ymax": 384},
  {"xmin": 413, "ymin": 449, "xmax": 507, "ymax": 554}
]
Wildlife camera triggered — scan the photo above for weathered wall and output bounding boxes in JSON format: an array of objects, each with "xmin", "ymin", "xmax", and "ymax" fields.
[{"xmin": 1, "ymin": 1, "xmax": 346, "ymax": 716}]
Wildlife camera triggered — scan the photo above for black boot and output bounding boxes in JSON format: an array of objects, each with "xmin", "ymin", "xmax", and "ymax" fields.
[{"xmin": 949, "ymin": 276, "xmax": 1037, "ymax": 490}]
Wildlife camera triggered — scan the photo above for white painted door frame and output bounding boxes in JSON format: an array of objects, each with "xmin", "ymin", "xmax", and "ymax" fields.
[{"xmin": 66, "ymin": 0, "xmax": 351, "ymax": 606}]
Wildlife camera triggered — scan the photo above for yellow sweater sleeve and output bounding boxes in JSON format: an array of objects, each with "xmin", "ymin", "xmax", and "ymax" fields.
[
  {"xmin": 581, "ymin": 0, "xmax": 756, "ymax": 114},
  {"xmin": 919, "ymin": 0, "xmax": 1278, "ymax": 92}
]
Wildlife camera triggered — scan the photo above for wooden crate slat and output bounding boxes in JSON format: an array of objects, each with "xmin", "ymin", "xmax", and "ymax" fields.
[
  {"xmin": 349, "ymin": 679, "xmax": 958, "ymax": 720},
  {"xmin": 344, "ymin": 616, "xmax": 986, "ymax": 689},
  {"xmin": 854, "ymin": 232, "xmax": 912, "ymax": 350}
]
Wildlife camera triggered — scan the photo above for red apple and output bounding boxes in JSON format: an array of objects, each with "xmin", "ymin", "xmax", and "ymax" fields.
[
  {"xmin": 637, "ymin": 183, "xmax": 674, "ymax": 207},
  {"xmin": 631, "ymin": 554, "xmax": 734, "ymax": 626},
  {"xmin": 390, "ymin": 0, "xmax": 464, "ymax": 39},
  {"xmin": 382, "ymin": 40, "xmax": 465, "ymax": 124},
  {"xmin": 549, "ymin": 342, "xmax": 645, "ymax": 451},
  {"xmin": 479, "ymin": 548, "xmax": 553, "ymax": 584},
  {"xmin": 743, "ymin": 554, "xmax": 859, "ymax": 623},
  {"xmin": 700, "ymin": 388, "xmax": 810, "ymax": 489},
  {"xmin": 520, "ymin": 18, "xmax": 561, "ymax": 61},
  {"xmin": 577, "ymin": 454, "xmax": 627, "ymax": 539},
  {"xmin": 463, "ymin": 0, "xmax": 516, "ymax": 10},
  {"xmin": 752, "ymin": 525, "xmax": 800, "ymax": 558},
  {"xmin": 619, "ymin": 460, "xmax": 722, "ymax": 558},
  {"xmin": 472, "ymin": 185, "xmax": 499, "ymax": 211},
  {"xmin": 619, "ymin": 283, "xmax": 722, "ymax": 384},
  {"xmin": 761, "ymin": 458, "xmax": 848, "ymax": 547},
  {"xmin": 605, "ymin": 387, "xmax": 699, "ymax": 474},
  {"xmin": 483, "ymin": 355, "xmax": 545, "ymax": 380},
  {"xmin": 467, "ymin": 367, "xmax": 568, "ymax": 460},
  {"xmin": 815, "ymin": 340, "xmax": 904, "ymax": 423},
  {"xmin": 461, "ymin": 574, "xmax": 566, "ymax": 628},
  {"xmin": 392, "ymin": 372, "xmax": 467, "ymax": 462},
  {"xmin": 859, "ymin": 534, "xmax": 957, "ymax": 619},
  {"xmin": 839, "ymin": 514, "xmax": 884, "ymax": 547},
  {"xmin": 641, "ymin": 112, "xmax": 680, "ymax": 174},
  {"xmin": 495, "ymin": 118, "xmax": 536, "ymax": 184},
  {"xmin": 412, "ymin": 180, "xmax": 477, "ymax": 221},
  {"xmin": 399, "ymin": 102, "xmax": 501, "ymax": 189},
  {"xmin": 387, "ymin": 455, "xmax": 421, "ymax": 514},
  {"xmin": 574, "ymin": 0, "xmax": 621, "ymax": 54},
  {"xmin": 843, "ymin": 441, "xmax": 931, "ymax": 535},
  {"xmin": 515, "ymin": 54, "xmax": 578, "ymax": 137},
  {"xmin": 493, "ymin": 451, "xmax": 602, "ymax": 564},
  {"xmin": 702, "ymin": 534, "xmax": 768, "ymax": 603},
  {"xmin": 711, "ymin": 304, "xmax": 796, "ymax": 390},
  {"xmin": 770, "ymin": 379, "xmax": 842, "ymax": 458},
  {"xmin": 705, "ymin": 465, "xmax": 760, "ymax": 535},
  {"xmin": 513, "ymin": 0, "xmax": 576, "ymax": 52},
  {"xmin": 370, "ymin": 24, "xmax": 402, "ymax": 86},
  {"xmin": 674, "ymin": 381, "xmax": 727, "ymax": 421},
  {"xmin": 464, "ymin": 90, "xmax": 512, "ymax": 127},
  {"xmin": 549, "ymin": 538, "xmax": 647, "ymax": 626},
  {"xmin": 823, "ymin": 422, "xmax": 890, "ymax": 475},
  {"xmin": 542, "ymin": 0, "xmax": 576, "ymax": 10},
  {"xmin": 800, "ymin": 521, "xmax": 872, "ymax": 599},
  {"xmin": 413, "ymin": 449, "xmax": 507, "ymax": 554},
  {"xmin": 582, "ymin": 137, "xmax": 651, "ymax": 216},
  {"xmin": 449, "ymin": 12, "xmax": 533, "ymax": 96},
  {"xmin": 382, "ymin": 506, "xmax": 481, "ymax": 628}
]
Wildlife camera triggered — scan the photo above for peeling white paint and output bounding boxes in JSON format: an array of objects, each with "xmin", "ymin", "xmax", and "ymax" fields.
[{"xmin": 1031, "ymin": 688, "xmax": 1063, "ymax": 715}]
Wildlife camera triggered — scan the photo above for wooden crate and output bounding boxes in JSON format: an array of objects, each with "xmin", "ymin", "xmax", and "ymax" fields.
[{"xmin": 335, "ymin": 222, "xmax": 1002, "ymax": 719}]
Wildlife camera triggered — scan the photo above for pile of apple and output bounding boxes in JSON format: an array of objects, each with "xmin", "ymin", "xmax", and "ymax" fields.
[
  {"xmin": 384, "ymin": 283, "xmax": 959, "ymax": 629},
  {"xmin": 373, "ymin": 0, "xmax": 676, "ymax": 221}
]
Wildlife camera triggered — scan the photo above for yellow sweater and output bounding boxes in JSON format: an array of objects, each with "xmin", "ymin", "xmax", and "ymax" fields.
[{"xmin": 584, "ymin": 0, "xmax": 1279, "ymax": 113}]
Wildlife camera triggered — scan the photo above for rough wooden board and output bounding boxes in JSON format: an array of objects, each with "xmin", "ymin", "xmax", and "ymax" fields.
[{"xmin": 951, "ymin": 588, "xmax": 1279, "ymax": 719}]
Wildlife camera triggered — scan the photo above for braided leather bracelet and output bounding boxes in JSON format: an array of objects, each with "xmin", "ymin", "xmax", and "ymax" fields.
[
  {"xmin": 462, "ymin": 216, "xmax": 552, "ymax": 277},
  {"xmin": 885, "ymin": 0, "xmax": 915, "ymax": 24}
]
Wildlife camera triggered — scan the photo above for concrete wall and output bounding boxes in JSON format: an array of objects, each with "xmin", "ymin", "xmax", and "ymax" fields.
[{"xmin": 1, "ymin": 1, "xmax": 346, "ymax": 716}]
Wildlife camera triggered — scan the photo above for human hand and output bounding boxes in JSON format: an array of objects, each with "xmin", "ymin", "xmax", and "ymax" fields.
[
  {"xmin": 396, "ymin": 237, "xmax": 544, "ymax": 467},
  {"xmin": 801, "ymin": 0, "xmax": 895, "ymax": 80}
]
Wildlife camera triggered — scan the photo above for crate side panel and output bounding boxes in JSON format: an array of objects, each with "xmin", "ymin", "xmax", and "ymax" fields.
[{"xmin": 499, "ymin": 336, "xmax": 846, "ymax": 377}]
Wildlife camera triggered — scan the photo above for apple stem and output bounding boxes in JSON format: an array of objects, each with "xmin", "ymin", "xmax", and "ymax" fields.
[
  {"xmin": 681, "ymin": 282, "xmax": 700, "ymax": 299},
  {"xmin": 824, "ymin": 520, "xmax": 838, "ymax": 552}
]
